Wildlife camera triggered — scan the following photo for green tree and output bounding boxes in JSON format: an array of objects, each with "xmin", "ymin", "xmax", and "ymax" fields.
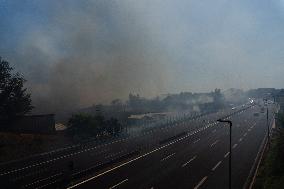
[
  {"xmin": 67, "ymin": 113, "xmax": 122, "ymax": 140},
  {"xmin": 0, "ymin": 57, "xmax": 33, "ymax": 121}
]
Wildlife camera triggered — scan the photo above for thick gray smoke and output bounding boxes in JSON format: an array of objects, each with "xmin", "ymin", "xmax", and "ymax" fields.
[
  {"xmin": 4, "ymin": 0, "xmax": 284, "ymax": 113},
  {"xmin": 13, "ymin": 1, "xmax": 171, "ymax": 113}
]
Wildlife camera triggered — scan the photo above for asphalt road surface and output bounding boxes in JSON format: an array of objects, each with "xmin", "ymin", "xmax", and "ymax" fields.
[{"xmin": 0, "ymin": 102, "xmax": 277, "ymax": 189}]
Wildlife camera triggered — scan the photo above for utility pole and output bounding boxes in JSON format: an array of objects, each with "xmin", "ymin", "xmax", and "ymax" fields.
[{"xmin": 217, "ymin": 119, "xmax": 232, "ymax": 189}]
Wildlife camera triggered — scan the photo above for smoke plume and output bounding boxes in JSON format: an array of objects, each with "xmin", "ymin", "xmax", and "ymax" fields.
[{"xmin": 12, "ymin": 1, "xmax": 171, "ymax": 113}]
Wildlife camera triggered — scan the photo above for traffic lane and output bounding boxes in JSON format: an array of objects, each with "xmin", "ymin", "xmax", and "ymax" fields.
[
  {"xmin": 201, "ymin": 115, "xmax": 268, "ymax": 189},
  {"xmin": 67, "ymin": 122, "xmax": 228, "ymax": 189},
  {"xmin": 71, "ymin": 108, "xmax": 258, "ymax": 189},
  {"xmin": 5, "ymin": 119, "xmax": 221, "ymax": 188},
  {"xmin": 152, "ymin": 113, "xmax": 258, "ymax": 189},
  {"xmin": 0, "ymin": 107, "xmax": 241, "ymax": 175},
  {"xmin": 32, "ymin": 105, "xmax": 254, "ymax": 188},
  {"xmin": 8, "ymin": 108, "xmax": 254, "ymax": 188},
  {"xmin": 127, "ymin": 123, "xmax": 230, "ymax": 189},
  {"xmin": 148, "ymin": 109, "xmax": 262, "ymax": 188},
  {"xmin": 57, "ymin": 107, "xmax": 253, "ymax": 188},
  {"xmin": 151, "ymin": 128, "xmax": 229, "ymax": 189},
  {"xmin": 1, "ymin": 107, "xmax": 254, "ymax": 187}
]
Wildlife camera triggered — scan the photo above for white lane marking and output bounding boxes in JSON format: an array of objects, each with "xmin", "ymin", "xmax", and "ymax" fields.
[
  {"xmin": 233, "ymin": 144, "xmax": 238, "ymax": 149},
  {"xmin": 35, "ymin": 179, "xmax": 61, "ymax": 189},
  {"xmin": 182, "ymin": 155, "xmax": 197, "ymax": 167},
  {"xmin": 194, "ymin": 176, "xmax": 208, "ymax": 189},
  {"xmin": 109, "ymin": 179, "xmax": 128, "ymax": 189},
  {"xmin": 239, "ymin": 138, "xmax": 243, "ymax": 142},
  {"xmin": 210, "ymin": 140, "xmax": 219, "ymax": 147},
  {"xmin": 243, "ymin": 133, "xmax": 247, "ymax": 137},
  {"xmin": 224, "ymin": 152, "xmax": 230, "ymax": 158},
  {"xmin": 212, "ymin": 161, "xmax": 222, "ymax": 171},
  {"xmin": 161, "ymin": 153, "xmax": 176, "ymax": 161},
  {"xmin": 24, "ymin": 173, "xmax": 62, "ymax": 187},
  {"xmin": 194, "ymin": 139, "xmax": 200, "ymax": 144},
  {"xmin": 248, "ymin": 128, "xmax": 251, "ymax": 132}
]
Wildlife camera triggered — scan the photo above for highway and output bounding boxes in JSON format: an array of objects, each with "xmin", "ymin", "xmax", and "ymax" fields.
[{"xmin": 0, "ymin": 102, "xmax": 277, "ymax": 189}]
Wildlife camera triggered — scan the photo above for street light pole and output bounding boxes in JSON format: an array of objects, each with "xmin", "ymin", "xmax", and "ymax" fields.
[
  {"xmin": 267, "ymin": 106, "xmax": 270, "ymax": 148},
  {"xmin": 217, "ymin": 119, "xmax": 232, "ymax": 189}
]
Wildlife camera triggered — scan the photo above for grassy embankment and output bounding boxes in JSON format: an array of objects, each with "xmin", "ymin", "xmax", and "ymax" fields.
[{"xmin": 253, "ymin": 112, "xmax": 284, "ymax": 189}]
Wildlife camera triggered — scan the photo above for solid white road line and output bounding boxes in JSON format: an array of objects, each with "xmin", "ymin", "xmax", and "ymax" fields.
[
  {"xmin": 211, "ymin": 161, "xmax": 222, "ymax": 171},
  {"xmin": 182, "ymin": 155, "xmax": 197, "ymax": 167},
  {"xmin": 194, "ymin": 176, "xmax": 208, "ymax": 189},
  {"xmin": 224, "ymin": 152, "xmax": 230, "ymax": 158},
  {"xmin": 161, "ymin": 153, "xmax": 176, "ymax": 161},
  {"xmin": 109, "ymin": 179, "xmax": 128, "ymax": 189}
]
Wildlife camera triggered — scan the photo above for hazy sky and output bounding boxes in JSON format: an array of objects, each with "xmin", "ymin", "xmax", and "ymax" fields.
[{"xmin": 1, "ymin": 0, "xmax": 284, "ymax": 111}]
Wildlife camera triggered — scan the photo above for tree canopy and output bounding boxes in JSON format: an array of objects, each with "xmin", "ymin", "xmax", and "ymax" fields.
[
  {"xmin": 67, "ymin": 113, "xmax": 122, "ymax": 140},
  {"xmin": 0, "ymin": 57, "xmax": 33, "ymax": 120}
]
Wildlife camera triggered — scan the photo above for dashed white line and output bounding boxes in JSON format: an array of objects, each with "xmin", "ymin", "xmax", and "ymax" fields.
[
  {"xmin": 239, "ymin": 138, "xmax": 243, "ymax": 142},
  {"xmin": 243, "ymin": 133, "xmax": 247, "ymax": 137},
  {"xmin": 24, "ymin": 173, "xmax": 62, "ymax": 187},
  {"xmin": 161, "ymin": 153, "xmax": 176, "ymax": 161},
  {"xmin": 224, "ymin": 152, "xmax": 230, "ymax": 158},
  {"xmin": 233, "ymin": 144, "xmax": 238, "ymax": 149},
  {"xmin": 210, "ymin": 140, "xmax": 219, "ymax": 147},
  {"xmin": 109, "ymin": 179, "xmax": 128, "ymax": 189},
  {"xmin": 194, "ymin": 139, "xmax": 200, "ymax": 144},
  {"xmin": 194, "ymin": 176, "xmax": 208, "ymax": 189},
  {"xmin": 182, "ymin": 155, "xmax": 197, "ymax": 167},
  {"xmin": 212, "ymin": 161, "xmax": 222, "ymax": 171}
]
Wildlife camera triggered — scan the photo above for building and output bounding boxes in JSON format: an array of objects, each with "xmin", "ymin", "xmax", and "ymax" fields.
[{"xmin": 1, "ymin": 114, "xmax": 56, "ymax": 134}]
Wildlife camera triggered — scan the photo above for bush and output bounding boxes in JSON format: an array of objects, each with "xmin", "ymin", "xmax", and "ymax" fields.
[{"xmin": 67, "ymin": 113, "xmax": 122, "ymax": 140}]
